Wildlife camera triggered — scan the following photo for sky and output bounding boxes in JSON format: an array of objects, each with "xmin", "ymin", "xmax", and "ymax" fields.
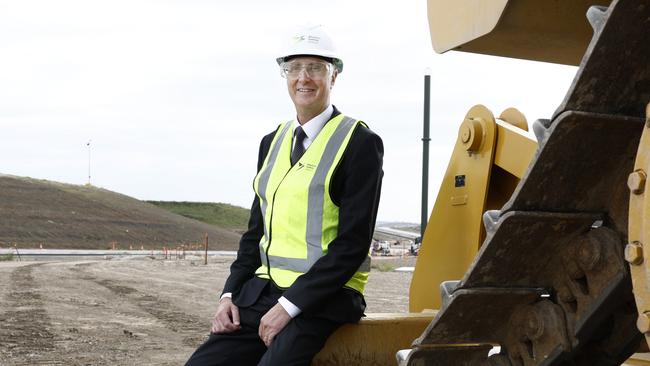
[{"xmin": 0, "ymin": 0, "xmax": 579, "ymax": 223}]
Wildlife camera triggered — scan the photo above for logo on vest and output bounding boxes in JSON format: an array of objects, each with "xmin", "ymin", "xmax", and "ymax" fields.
[{"xmin": 296, "ymin": 162, "xmax": 317, "ymax": 172}]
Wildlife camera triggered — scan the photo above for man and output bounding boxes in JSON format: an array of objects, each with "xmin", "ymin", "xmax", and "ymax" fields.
[{"xmin": 186, "ymin": 24, "xmax": 383, "ymax": 366}]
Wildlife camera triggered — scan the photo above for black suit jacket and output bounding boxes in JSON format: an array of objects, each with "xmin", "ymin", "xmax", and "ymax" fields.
[{"xmin": 223, "ymin": 106, "xmax": 384, "ymax": 323}]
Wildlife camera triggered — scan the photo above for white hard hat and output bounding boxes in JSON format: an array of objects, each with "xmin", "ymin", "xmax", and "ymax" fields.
[{"xmin": 276, "ymin": 25, "xmax": 344, "ymax": 73}]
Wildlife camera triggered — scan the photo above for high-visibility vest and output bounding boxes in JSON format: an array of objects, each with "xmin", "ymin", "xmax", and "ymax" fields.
[{"xmin": 253, "ymin": 114, "xmax": 371, "ymax": 294}]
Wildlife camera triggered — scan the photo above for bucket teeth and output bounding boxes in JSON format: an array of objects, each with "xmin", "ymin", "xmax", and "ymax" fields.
[
  {"xmin": 532, "ymin": 119, "xmax": 552, "ymax": 143},
  {"xmin": 440, "ymin": 280, "xmax": 461, "ymax": 308},
  {"xmin": 482, "ymin": 210, "xmax": 501, "ymax": 235},
  {"xmin": 587, "ymin": 5, "xmax": 610, "ymax": 33}
]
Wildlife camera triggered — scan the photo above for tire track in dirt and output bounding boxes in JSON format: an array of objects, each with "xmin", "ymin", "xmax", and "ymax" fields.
[
  {"xmin": 72, "ymin": 264, "xmax": 209, "ymax": 347},
  {"xmin": 0, "ymin": 263, "xmax": 64, "ymax": 365}
]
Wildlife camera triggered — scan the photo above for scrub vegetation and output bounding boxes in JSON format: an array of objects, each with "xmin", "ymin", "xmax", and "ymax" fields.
[
  {"xmin": 0, "ymin": 253, "xmax": 14, "ymax": 261},
  {"xmin": 372, "ymin": 262, "xmax": 396, "ymax": 272},
  {"xmin": 147, "ymin": 201, "xmax": 250, "ymax": 231}
]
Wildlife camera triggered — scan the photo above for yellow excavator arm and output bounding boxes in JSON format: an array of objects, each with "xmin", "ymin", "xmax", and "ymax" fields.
[{"xmin": 410, "ymin": 105, "xmax": 536, "ymax": 312}]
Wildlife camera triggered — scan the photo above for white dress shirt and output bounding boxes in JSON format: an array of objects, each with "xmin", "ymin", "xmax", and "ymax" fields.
[
  {"xmin": 292, "ymin": 104, "xmax": 333, "ymax": 151},
  {"xmin": 222, "ymin": 104, "xmax": 334, "ymax": 318}
]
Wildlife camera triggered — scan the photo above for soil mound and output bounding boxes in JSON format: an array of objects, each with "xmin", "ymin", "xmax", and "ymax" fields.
[{"xmin": 0, "ymin": 174, "xmax": 241, "ymax": 250}]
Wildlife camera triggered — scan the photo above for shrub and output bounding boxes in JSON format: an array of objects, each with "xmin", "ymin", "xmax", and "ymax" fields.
[
  {"xmin": 0, "ymin": 253, "xmax": 14, "ymax": 261},
  {"xmin": 371, "ymin": 262, "xmax": 395, "ymax": 272}
]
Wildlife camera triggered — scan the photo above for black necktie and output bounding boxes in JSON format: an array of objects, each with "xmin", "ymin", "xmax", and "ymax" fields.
[{"xmin": 291, "ymin": 127, "xmax": 307, "ymax": 165}]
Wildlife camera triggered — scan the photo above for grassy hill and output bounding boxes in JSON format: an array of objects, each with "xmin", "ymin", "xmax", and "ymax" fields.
[
  {"xmin": 0, "ymin": 174, "xmax": 242, "ymax": 250},
  {"xmin": 147, "ymin": 201, "xmax": 249, "ymax": 231}
]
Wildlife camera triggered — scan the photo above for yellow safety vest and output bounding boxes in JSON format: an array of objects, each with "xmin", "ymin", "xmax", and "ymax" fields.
[{"xmin": 253, "ymin": 114, "xmax": 371, "ymax": 294}]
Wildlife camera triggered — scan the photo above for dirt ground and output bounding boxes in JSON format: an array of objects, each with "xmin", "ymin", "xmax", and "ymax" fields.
[{"xmin": 0, "ymin": 256, "xmax": 416, "ymax": 365}]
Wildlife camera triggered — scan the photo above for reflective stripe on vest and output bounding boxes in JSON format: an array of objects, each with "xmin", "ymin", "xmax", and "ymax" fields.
[{"xmin": 253, "ymin": 114, "xmax": 371, "ymax": 293}]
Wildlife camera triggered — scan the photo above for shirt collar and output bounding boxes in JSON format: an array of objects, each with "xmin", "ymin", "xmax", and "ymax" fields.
[{"xmin": 294, "ymin": 104, "xmax": 333, "ymax": 140}]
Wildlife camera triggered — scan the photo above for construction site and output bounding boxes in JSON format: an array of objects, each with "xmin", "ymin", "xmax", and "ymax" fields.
[
  {"xmin": 0, "ymin": 171, "xmax": 419, "ymax": 366},
  {"xmin": 0, "ymin": 256, "xmax": 415, "ymax": 365},
  {"xmin": 3, "ymin": 0, "xmax": 650, "ymax": 365}
]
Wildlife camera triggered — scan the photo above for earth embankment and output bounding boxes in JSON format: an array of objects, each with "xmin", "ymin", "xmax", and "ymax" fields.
[{"xmin": 0, "ymin": 175, "xmax": 241, "ymax": 250}]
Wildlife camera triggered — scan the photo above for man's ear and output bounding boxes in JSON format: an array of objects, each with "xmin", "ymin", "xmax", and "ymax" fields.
[{"xmin": 330, "ymin": 70, "xmax": 338, "ymax": 88}]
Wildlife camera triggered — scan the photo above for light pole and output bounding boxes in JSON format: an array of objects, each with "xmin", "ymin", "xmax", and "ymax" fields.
[
  {"xmin": 421, "ymin": 69, "xmax": 431, "ymax": 238},
  {"xmin": 86, "ymin": 140, "xmax": 91, "ymax": 185}
]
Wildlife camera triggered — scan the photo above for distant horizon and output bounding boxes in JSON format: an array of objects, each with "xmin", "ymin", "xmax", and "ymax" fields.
[{"xmin": 1, "ymin": 172, "xmax": 423, "ymax": 225}]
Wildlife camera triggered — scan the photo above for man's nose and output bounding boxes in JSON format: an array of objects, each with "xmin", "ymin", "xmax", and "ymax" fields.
[{"xmin": 297, "ymin": 68, "xmax": 311, "ymax": 81}]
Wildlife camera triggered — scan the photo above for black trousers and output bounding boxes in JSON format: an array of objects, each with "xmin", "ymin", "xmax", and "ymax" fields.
[{"xmin": 185, "ymin": 284, "xmax": 342, "ymax": 366}]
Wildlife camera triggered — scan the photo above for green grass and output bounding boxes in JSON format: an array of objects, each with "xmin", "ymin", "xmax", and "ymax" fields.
[
  {"xmin": 371, "ymin": 262, "xmax": 396, "ymax": 272},
  {"xmin": 148, "ymin": 201, "xmax": 250, "ymax": 230},
  {"xmin": 0, "ymin": 253, "xmax": 14, "ymax": 261}
]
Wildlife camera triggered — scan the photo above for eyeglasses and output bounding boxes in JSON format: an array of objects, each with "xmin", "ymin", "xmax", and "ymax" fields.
[{"xmin": 280, "ymin": 62, "xmax": 331, "ymax": 79}]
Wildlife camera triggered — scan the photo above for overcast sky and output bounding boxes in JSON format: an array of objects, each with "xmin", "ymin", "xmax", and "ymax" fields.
[{"xmin": 0, "ymin": 0, "xmax": 578, "ymax": 223}]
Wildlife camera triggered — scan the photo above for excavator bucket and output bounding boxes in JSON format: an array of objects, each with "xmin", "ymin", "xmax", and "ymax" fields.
[{"xmin": 428, "ymin": 0, "xmax": 612, "ymax": 65}]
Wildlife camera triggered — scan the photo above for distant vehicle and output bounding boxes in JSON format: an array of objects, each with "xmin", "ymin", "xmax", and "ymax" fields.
[{"xmin": 410, "ymin": 242, "xmax": 420, "ymax": 256}]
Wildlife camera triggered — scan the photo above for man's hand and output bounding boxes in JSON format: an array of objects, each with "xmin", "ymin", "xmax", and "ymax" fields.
[
  {"xmin": 211, "ymin": 297, "xmax": 241, "ymax": 334},
  {"xmin": 259, "ymin": 303, "xmax": 291, "ymax": 347}
]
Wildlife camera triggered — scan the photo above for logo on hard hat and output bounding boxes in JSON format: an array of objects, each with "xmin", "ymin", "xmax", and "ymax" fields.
[{"xmin": 292, "ymin": 34, "xmax": 320, "ymax": 45}]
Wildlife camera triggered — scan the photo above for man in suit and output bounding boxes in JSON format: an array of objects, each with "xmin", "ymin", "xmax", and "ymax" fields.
[{"xmin": 185, "ymin": 24, "xmax": 383, "ymax": 366}]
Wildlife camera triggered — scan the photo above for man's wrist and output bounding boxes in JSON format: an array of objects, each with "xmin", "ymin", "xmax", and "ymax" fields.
[
  {"xmin": 220, "ymin": 292, "xmax": 233, "ymax": 301},
  {"xmin": 278, "ymin": 296, "xmax": 301, "ymax": 318}
]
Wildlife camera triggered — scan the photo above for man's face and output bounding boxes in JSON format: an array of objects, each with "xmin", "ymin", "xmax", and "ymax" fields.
[{"xmin": 284, "ymin": 56, "xmax": 337, "ymax": 117}]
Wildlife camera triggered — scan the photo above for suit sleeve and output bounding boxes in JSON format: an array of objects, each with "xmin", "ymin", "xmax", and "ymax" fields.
[
  {"xmin": 281, "ymin": 126, "xmax": 384, "ymax": 313},
  {"xmin": 222, "ymin": 133, "xmax": 273, "ymax": 295}
]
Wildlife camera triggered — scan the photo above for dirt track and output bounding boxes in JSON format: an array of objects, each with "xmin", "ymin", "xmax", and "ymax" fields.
[{"xmin": 0, "ymin": 257, "xmax": 414, "ymax": 365}]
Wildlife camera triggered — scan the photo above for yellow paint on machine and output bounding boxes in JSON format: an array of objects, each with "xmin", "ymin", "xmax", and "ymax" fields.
[
  {"xmin": 313, "ymin": 313, "xmax": 435, "ymax": 366},
  {"xmin": 410, "ymin": 105, "xmax": 537, "ymax": 311},
  {"xmin": 427, "ymin": 0, "xmax": 612, "ymax": 65},
  {"xmin": 628, "ymin": 104, "xmax": 650, "ymax": 353},
  {"xmin": 624, "ymin": 352, "xmax": 650, "ymax": 366}
]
